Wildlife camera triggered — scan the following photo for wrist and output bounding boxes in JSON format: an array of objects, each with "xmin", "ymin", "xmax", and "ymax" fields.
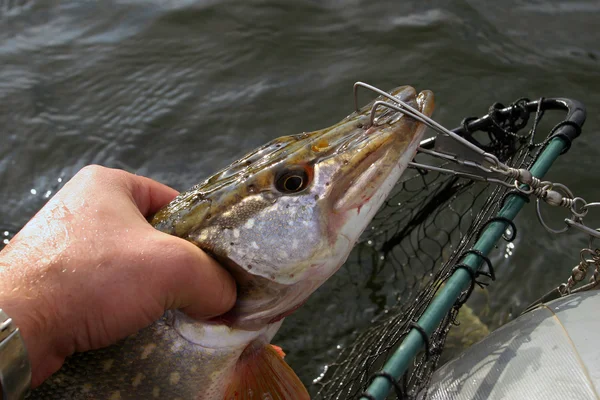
[
  {"xmin": 0, "ymin": 308, "xmax": 31, "ymax": 399},
  {"xmin": 0, "ymin": 254, "xmax": 67, "ymax": 387}
]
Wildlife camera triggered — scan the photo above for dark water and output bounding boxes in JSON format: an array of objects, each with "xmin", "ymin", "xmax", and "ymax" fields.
[{"xmin": 1, "ymin": 0, "xmax": 600, "ymax": 392}]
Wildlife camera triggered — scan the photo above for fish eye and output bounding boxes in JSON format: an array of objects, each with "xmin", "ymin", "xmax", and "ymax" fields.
[{"xmin": 275, "ymin": 167, "xmax": 311, "ymax": 193}]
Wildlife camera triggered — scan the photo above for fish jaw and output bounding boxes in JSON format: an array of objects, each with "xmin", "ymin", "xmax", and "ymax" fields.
[
  {"xmin": 172, "ymin": 311, "xmax": 283, "ymax": 351},
  {"xmin": 150, "ymin": 85, "xmax": 434, "ymax": 329},
  {"xmin": 325, "ymin": 89, "xmax": 434, "ymax": 257}
]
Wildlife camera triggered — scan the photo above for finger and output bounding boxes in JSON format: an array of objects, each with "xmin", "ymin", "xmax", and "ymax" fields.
[
  {"xmin": 66, "ymin": 166, "xmax": 179, "ymax": 217},
  {"xmin": 157, "ymin": 236, "xmax": 237, "ymax": 319},
  {"xmin": 120, "ymin": 171, "xmax": 180, "ymax": 217}
]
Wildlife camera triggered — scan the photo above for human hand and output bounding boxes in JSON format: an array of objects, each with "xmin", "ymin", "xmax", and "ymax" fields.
[{"xmin": 0, "ymin": 165, "xmax": 236, "ymax": 388}]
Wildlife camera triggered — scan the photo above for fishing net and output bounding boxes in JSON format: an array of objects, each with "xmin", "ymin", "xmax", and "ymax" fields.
[{"xmin": 312, "ymin": 95, "xmax": 584, "ymax": 399}]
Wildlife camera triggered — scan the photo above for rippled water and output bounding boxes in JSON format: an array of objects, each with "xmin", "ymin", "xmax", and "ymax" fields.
[{"xmin": 1, "ymin": 0, "xmax": 600, "ymax": 392}]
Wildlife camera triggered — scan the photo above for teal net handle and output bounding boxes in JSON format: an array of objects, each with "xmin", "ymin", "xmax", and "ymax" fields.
[{"xmin": 361, "ymin": 137, "xmax": 568, "ymax": 400}]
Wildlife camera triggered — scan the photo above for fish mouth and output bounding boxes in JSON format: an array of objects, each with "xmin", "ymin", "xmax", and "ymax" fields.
[{"xmin": 322, "ymin": 85, "xmax": 433, "ymax": 213}]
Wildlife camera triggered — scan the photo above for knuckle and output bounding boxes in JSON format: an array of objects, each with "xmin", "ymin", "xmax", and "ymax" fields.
[
  {"xmin": 76, "ymin": 165, "xmax": 131, "ymax": 189},
  {"xmin": 78, "ymin": 164, "xmax": 108, "ymax": 179}
]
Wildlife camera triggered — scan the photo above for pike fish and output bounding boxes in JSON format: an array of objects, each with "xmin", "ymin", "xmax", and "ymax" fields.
[{"xmin": 31, "ymin": 85, "xmax": 434, "ymax": 399}]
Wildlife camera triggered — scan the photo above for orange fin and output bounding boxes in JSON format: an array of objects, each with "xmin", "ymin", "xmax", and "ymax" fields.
[
  {"xmin": 224, "ymin": 341, "xmax": 309, "ymax": 400},
  {"xmin": 270, "ymin": 344, "xmax": 286, "ymax": 358}
]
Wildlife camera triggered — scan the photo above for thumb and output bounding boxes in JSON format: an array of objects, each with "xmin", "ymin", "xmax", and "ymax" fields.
[{"xmin": 156, "ymin": 235, "xmax": 237, "ymax": 320}]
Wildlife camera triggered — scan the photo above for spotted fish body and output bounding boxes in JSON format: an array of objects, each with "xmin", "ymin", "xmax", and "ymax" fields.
[{"xmin": 31, "ymin": 86, "xmax": 434, "ymax": 399}]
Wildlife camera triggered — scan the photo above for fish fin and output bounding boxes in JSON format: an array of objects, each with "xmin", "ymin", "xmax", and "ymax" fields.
[
  {"xmin": 223, "ymin": 341, "xmax": 309, "ymax": 400},
  {"xmin": 270, "ymin": 344, "xmax": 286, "ymax": 358}
]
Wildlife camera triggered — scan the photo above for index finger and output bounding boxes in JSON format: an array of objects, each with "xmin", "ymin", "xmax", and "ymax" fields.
[{"xmin": 122, "ymin": 172, "xmax": 180, "ymax": 217}]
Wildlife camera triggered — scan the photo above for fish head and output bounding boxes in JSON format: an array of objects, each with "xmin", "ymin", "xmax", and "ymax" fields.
[{"xmin": 152, "ymin": 85, "xmax": 434, "ymax": 329}]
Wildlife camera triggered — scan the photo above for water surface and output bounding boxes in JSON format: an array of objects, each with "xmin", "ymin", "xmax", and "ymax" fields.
[{"xmin": 1, "ymin": 0, "xmax": 599, "ymax": 392}]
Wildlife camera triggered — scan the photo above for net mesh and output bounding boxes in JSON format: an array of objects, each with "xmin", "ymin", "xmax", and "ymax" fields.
[{"xmin": 312, "ymin": 98, "xmax": 561, "ymax": 399}]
